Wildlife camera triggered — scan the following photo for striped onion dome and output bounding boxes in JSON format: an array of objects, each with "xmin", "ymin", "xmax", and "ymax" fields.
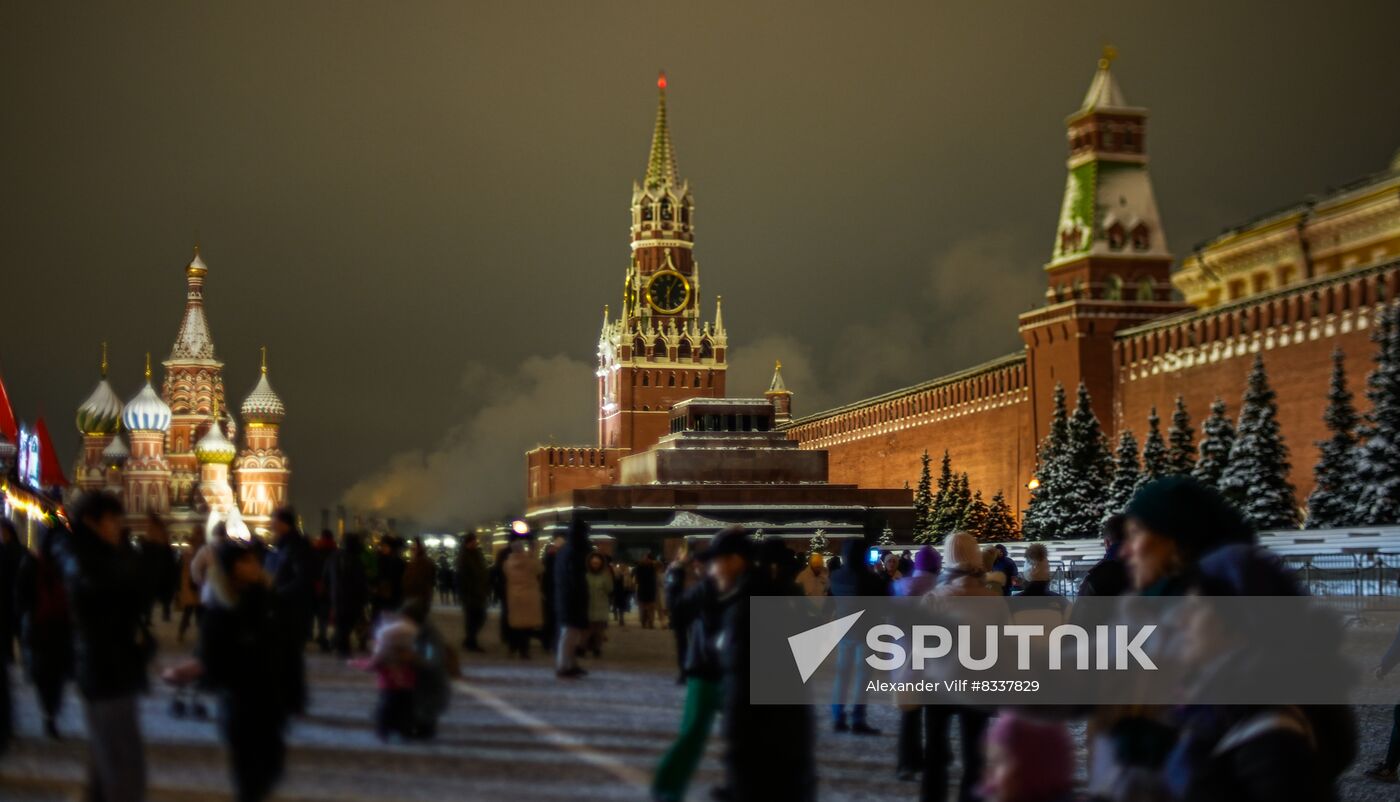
[
  {"xmin": 195, "ymin": 417, "xmax": 237, "ymax": 465},
  {"xmin": 122, "ymin": 380, "xmax": 172, "ymax": 432},
  {"xmin": 76, "ymin": 377, "xmax": 124, "ymax": 435},
  {"xmin": 240, "ymin": 371, "xmax": 285, "ymax": 424},
  {"xmin": 102, "ymin": 433, "xmax": 129, "ymax": 464}
]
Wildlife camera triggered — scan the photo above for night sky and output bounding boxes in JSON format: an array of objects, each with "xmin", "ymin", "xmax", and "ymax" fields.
[{"xmin": 2, "ymin": 2, "xmax": 1397, "ymax": 530}]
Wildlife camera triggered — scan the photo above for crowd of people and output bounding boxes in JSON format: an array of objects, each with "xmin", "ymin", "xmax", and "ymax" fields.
[{"xmin": 0, "ymin": 477, "xmax": 1398, "ymax": 802}]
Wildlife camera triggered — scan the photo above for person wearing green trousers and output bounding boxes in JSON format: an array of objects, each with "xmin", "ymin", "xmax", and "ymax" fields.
[{"xmin": 652, "ymin": 575, "xmax": 729, "ymax": 801}]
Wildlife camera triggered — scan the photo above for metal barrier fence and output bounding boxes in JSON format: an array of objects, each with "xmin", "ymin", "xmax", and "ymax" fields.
[{"xmin": 1042, "ymin": 552, "xmax": 1400, "ymax": 606}]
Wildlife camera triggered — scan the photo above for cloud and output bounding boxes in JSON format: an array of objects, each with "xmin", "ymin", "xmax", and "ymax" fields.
[{"xmin": 340, "ymin": 354, "xmax": 595, "ymax": 529}]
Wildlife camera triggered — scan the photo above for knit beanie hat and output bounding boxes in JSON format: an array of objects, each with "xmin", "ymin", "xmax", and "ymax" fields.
[
  {"xmin": 913, "ymin": 545, "xmax": 942, "ymax": 574},
  {"xmin": 983, "ymin": 714, "xmax": 1074, "ymax": 800},
  {"xmin": 1124, "ymin": 476, "xmax": 1254, "ymax": 561},
  {"xmin": 942, "ymin": 532, "xmax": 983, "ymax": 573}
]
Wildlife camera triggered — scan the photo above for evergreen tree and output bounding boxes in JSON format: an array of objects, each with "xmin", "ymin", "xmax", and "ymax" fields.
[
  {"xmin": 1021, "ymin": 383, "xmax": 1070, "ymax": 540},
  {"xmin": 1137, "ymin": 407, "xmax": 1169, "ymax": 489},
  {"xmin": 1106, "ymin": 429, "xmax": 1141, "ymax": 516},
  {"xmin": 985, "ymin": 490, "xmax": 1019, "ymax": 541},
  {"xmin": 1307, "ymin": 348, "xmax": 1362, "ymax": 529},
  {"xmin": 913, "ymin": 450, "xmax": 935, "ymax": 543},
  {"xmin": 1356, "ymin": 307, "xmax": 1400, "ymax": 524},
  {"xmin": 1220, "ymin": 354, "xmax": 1297, "ymax": 530},
  {"xmin": 928, "ymin": 451, "xmax": 958, "ymax": 539},
  {"xmin": 877, "ymin": 525, "xmax": 896, "ymax": 547},
  {"xmin": 960, "ymin": 490, "xmax": 989, "ymax": 540},
  {"xmin": 808, "ymin": 529, "xmax": 829, "ymax": 558},
  {"xmin": 949, "ymin": 473, "xmax": 973, "ymax": 532},
  {"xmin": 1193, "ymin": 398, "xmax": 1235, "ymax": 489},
  {"xmin": 1167, "ymin": 395, "xmax": 1196, "ymax": 475},
  {"xmin": 1056, "ymin": 382, "xmax": 1115, "ymax": 539}
]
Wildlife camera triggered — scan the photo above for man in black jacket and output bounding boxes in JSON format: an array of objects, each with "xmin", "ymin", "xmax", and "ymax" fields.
[
  {"xmin": 265, "ymin": 507, "xmax": 312, "ymax": 714},
  {"xmin": 553, "ymin": 519, "xmax": 591, "ymax": 678},
  {"xmin": 713, "ymin": 530, "xmax": 816, "ymax": 802},
  {"xmin": 58, "ymin": 492, "xmax": 150, "ymax": 802},
  {"xmin": 1079, "ymin": 513, "xmax": 1131, "ymax": 598},
  {"xmin": 826, "ymin": 537, "xmax": 885, "ymax": 735}
]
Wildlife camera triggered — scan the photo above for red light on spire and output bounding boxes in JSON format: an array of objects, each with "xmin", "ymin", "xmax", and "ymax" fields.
[{"xmin": 657, "ymin": 71, "xmax": 667, "ymax": 90}]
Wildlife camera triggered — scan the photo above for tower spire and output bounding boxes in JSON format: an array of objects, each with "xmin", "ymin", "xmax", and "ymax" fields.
[
  {"xmin": 644, "ymin": 71, "xmax": 678, "ymax": 189},
  {"xmin": 144, "ymin": 352, "xmax": 152, "ymax": 381},
  {"xmin": 260, "ymin": 345, "xmax": 268, "ymax": 375},
  {"xmin": 100, "ymin": 341, "xmax": 108, "ymax": 378}
]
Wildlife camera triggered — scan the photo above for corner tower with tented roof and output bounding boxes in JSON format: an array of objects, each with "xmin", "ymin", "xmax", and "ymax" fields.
[
  {"xmin": 1018, "ymin": 48, "xmax": 1190, "ymax": 445},
  {"xmin": 598, "ymin": 72, "xmax": 727, "ymax": 454}
]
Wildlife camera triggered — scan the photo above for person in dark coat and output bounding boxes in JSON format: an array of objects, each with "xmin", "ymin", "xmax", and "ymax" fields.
[
  {"xmin": 264, "ymin": 507, "xmax": 313, "ymax": 715},
  {"xmin": 634, "ymin": 552, "xmax": 660, "ymax": 628},
  {"xmin": 0, "ymin": 517, "xmax": 24, "ymax": 664},
  {"xmin": 1159, "ymin": 543, "xmax": 1355, "ymax": 802},
  {"xmin": 553, "ymin": 519, "xmax": 591, "ymax": 678},
  {"xmin": 308, "ymin": 529, "xmax": 336, "ymax": 652},
  {"xmin": 328, "ymin": 532, "xmax": 370, "ymax": 656},
  {"xmin": 1079, "ymin": 513, "xmax": 1130, "ymax": 598},
  {"xmin": 711, "ymin": 528, "xmax": 816, "ymax": 802},
  {"xmin": 138, "ymin": 514, "xmax": 178, "ymax": 624},
  {"xmin": 456, "ymin": 532, "xmax": 489, "ymax": 652},
  {"xmin": 653, "ymin": 565, "xmax": 727, "ymax": 801},
  {"xmin": 56, "ymin": 492, "xmax": 151, "ymax": 802},
  {"xmin": 165, "ymin": 539, "xmax": 294, "ymax": 802},
  {"xmin": 539, "ymin": 534, "xmax": 559, "ymax": 652},
  {"xmin": 372, "ymin": 535, "xmax": 407, "ymax": 623},
  {"xmin": 664, "ymin": 553, "xmax": 696, "ymax": 682},
  {"xmin": 402, "ymin": 537, "xmax": 437, "ymax": 613},
  {"xmin": 827, "ymin": 537, "xmax": 885, "ymax": 734},
  {"xmin": 15, "ymin": 526, "xmax": 74, "ymax": 739},
  {"xmin": 1366, "ymin": 619, "xmax": 1400, "ymax": 782}
]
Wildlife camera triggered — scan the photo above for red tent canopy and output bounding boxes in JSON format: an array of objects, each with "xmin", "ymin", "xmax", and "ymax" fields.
[
  {"xmin": 0, "ymin": 374, "xmax": 17, "ymax": 443},
  {"xmin": 35, "ymin": 417, "xmax": 69, "ymax": 488}
]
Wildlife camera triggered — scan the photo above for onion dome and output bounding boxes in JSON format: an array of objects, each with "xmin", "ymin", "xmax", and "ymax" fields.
[
  {"xmin": 196, "ymin": 404, "xmax": 237, "ymax": 466},
  {"xmin": 102, "ymin": 434, "xmax": 129, "ymax": 465},
  {"xmin": 240, "ymin": 347, "xmax": 285, "ymax": 424},
  {"xmin": 122, "ymin": 354, "xmax": 172, "ymax": 432},
  {"xmin": 76, "ymin": 343, "xmax": 124, "ymax": 435}
]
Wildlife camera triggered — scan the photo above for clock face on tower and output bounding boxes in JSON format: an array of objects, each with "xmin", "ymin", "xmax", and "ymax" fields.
[{"xmin": 646, "ymin": 270, "xmax": 690, "ymax": 314}]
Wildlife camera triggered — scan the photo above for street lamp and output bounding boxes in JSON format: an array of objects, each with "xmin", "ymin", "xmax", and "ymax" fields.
[
  {"xmin": 1026, "ymin": 477, "xmax": 1041, "ymax": 491},
  {"xmin": 511, "ymin": 519, "xmax": 530, "ymax": 536}
]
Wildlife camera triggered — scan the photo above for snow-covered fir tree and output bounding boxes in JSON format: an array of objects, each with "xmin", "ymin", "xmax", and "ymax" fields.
[
  {"xmin": 949, "ymin": 473, "xmax": 973, "ymax": 532},
  {"xmin": 1056, "ymin": 382, "xmax": 1115, "ymax": 539},
  {"xmin": 1137, "ymin": 406, "xmax": 1169, "ymax": 489},
  {"xmin": 960, "ymin": 489, "xmax": 989, "ymax": 540},
  {"xmin": 929, "ymin": 451, "xmax": 959, "ymax": 539},
  {"xmin": 1192, "ymin": 398, "xmax": 1235, "ymax": 490},
  {"xmin": 1305, "ymin": 348, "xmax": 1362, "ymax": 529},
  {"xmin": 1220, "ymin": 354, "xmax": 1297, "ymax": 530},
  {"xmin": 807, "ymin": 529, "xmax": 829, "ymax": 558},
  {"xmin": 984, "ymin": 490, "xmax": 1019, "ymax": 541},
  {"xmin": 1356, "ymin": 306, "xmax": 1400, "ymax": 525},
  {"xmin": 913, "ymin": 450, "xmax": 935, "ymax": 543},
  {"xmin": 1021, "ymin": 383, "xmax": 1070, "ymax": 540},
  {"xmin": 1106, "ymin": 429, "xmax": 1141, "ymax": 517},
  {"xmin": 1167, "ymin": 396, "xmax": 1196, "ymax": 476},
  {"xmin": 877, "ymin": 525, "xmax": 896, "ymax": 547}
]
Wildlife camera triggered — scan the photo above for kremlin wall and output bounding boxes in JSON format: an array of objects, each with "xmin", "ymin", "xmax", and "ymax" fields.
[
  {"xmin": 526, "ymin": 51, "xmax": 1400, "ymax": 539},
  {"xmin": 784, "ymin": 53, "xmax": 1400, "ymax": 520}
]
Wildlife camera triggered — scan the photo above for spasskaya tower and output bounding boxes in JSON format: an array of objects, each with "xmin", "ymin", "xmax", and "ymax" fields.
[
  {"xmin": 526, "ymin": 73, "xmax": 730, "ymax": 502},
  {"xmin": 598, "ymin": 72, "xmax": 727, "ymax": 452}
]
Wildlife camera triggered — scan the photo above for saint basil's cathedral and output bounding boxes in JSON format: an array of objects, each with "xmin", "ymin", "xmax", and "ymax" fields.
[{"xmin": 72, "ymin": 248, "xmax": 291, "ymax": 539}]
